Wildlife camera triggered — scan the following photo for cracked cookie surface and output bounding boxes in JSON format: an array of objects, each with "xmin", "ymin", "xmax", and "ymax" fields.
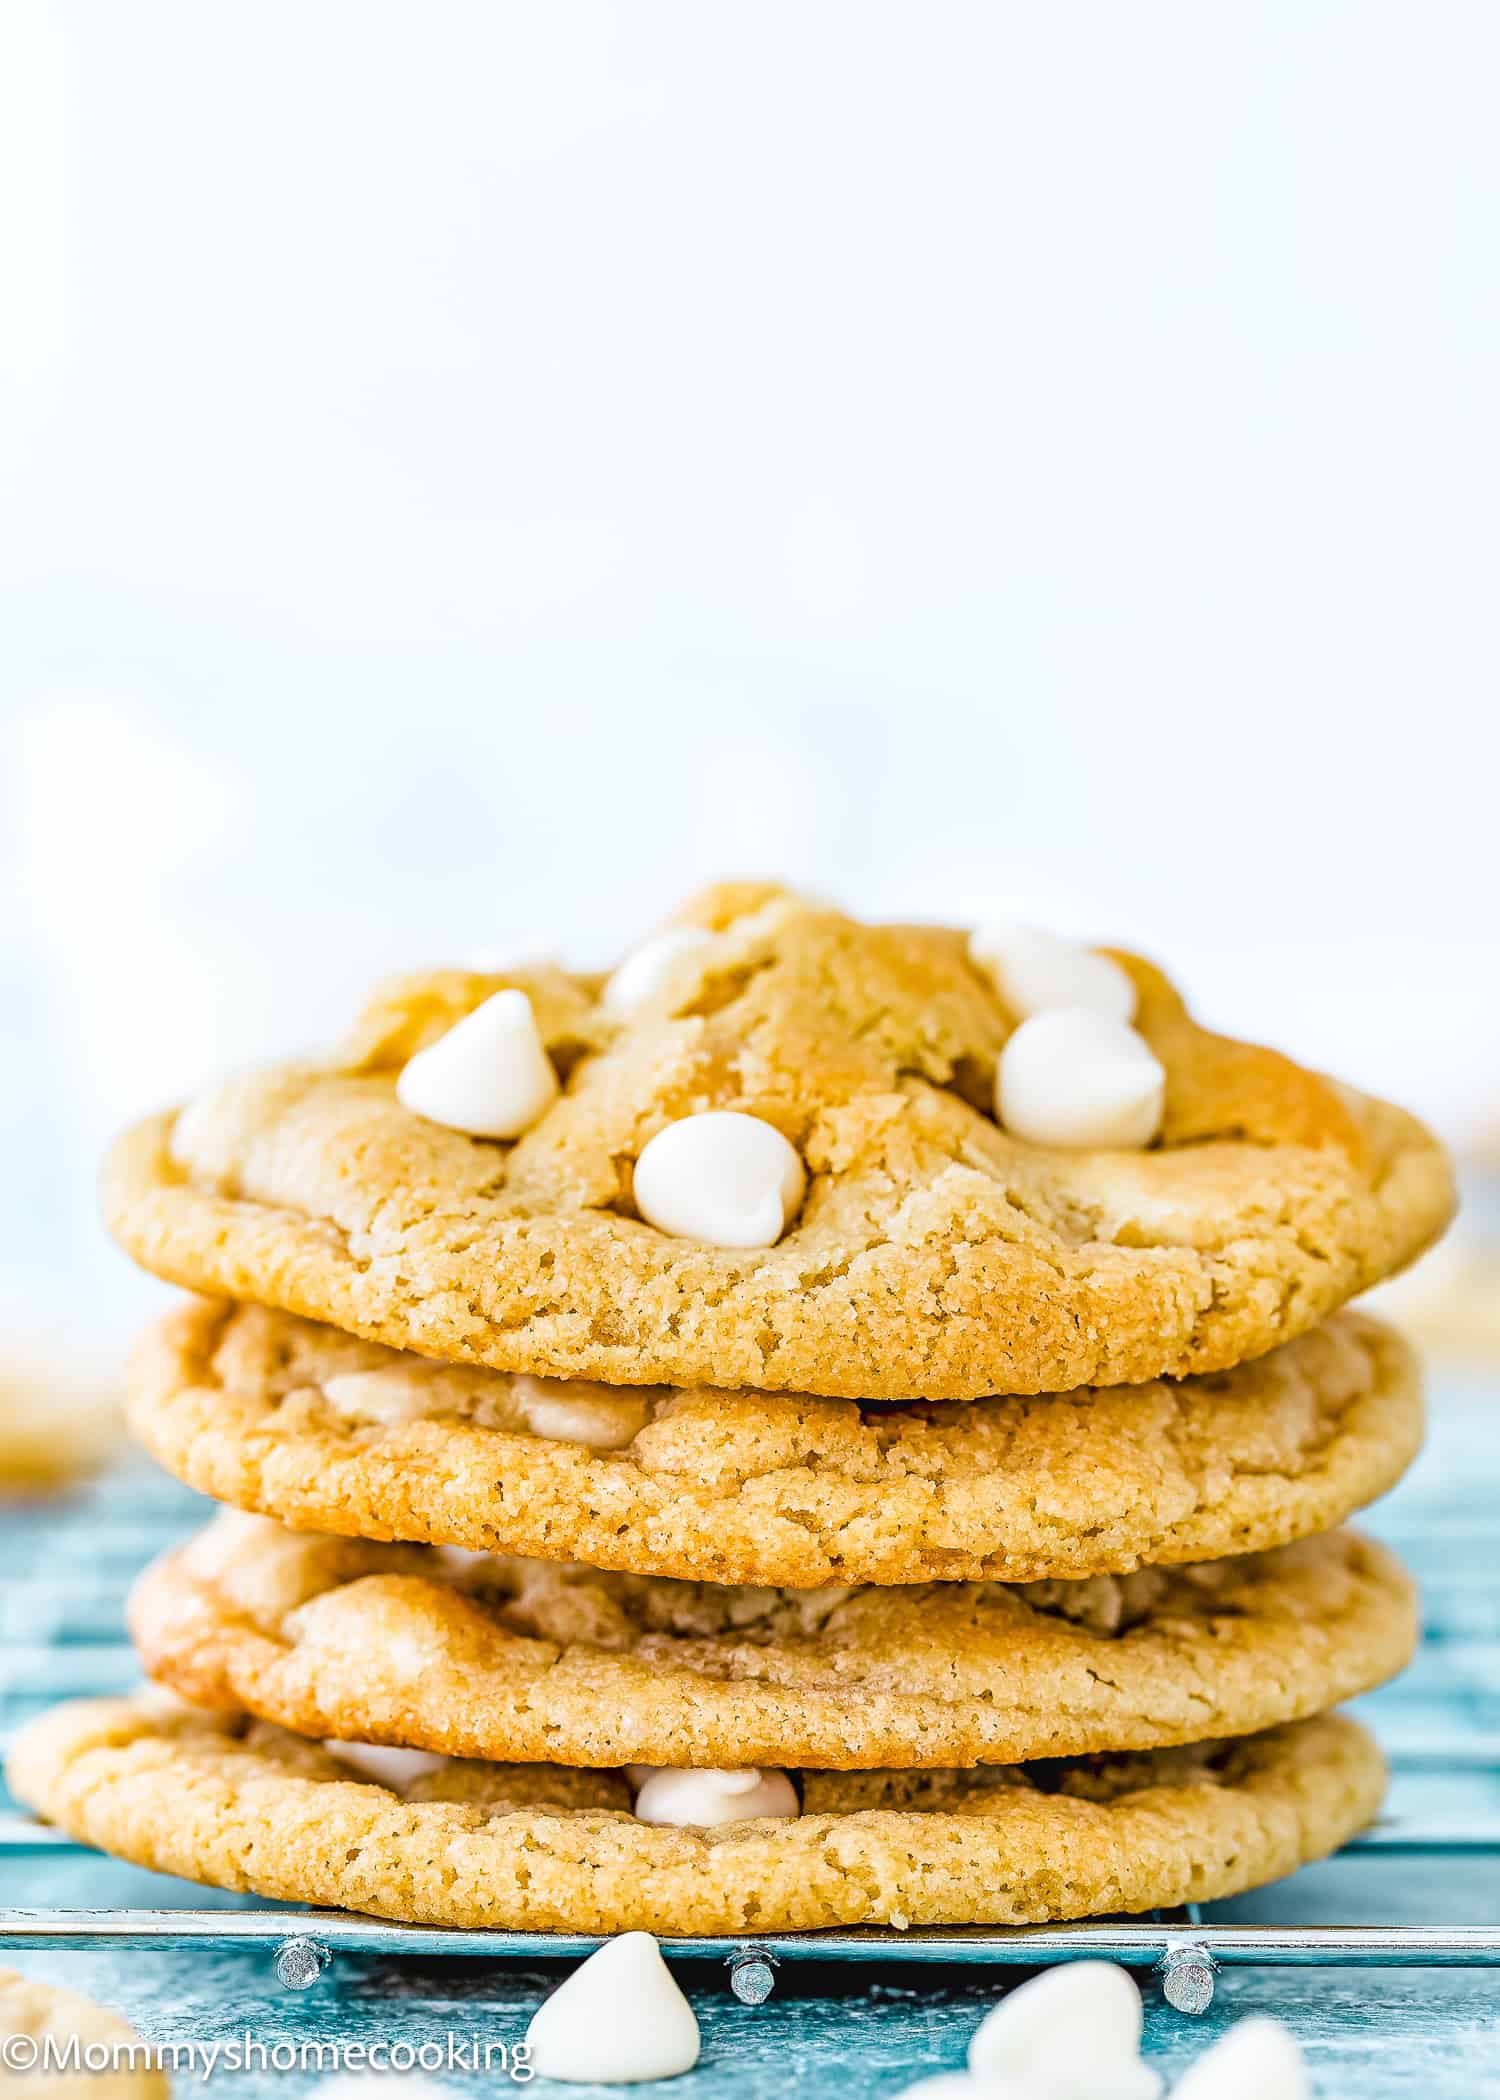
[
  {"xmin": 131, "ymin": 1299, "xmax": 1422, "ymax": 1586},
  {"xmin": 103, "ymin": 886, "xmax": 1453, "ymax": 1399},
  {"xmin": 5, "ymin": 1698, "xmax": 1384, "ymax": 1935},
  {"xmin": 131, "ymin": 1511, "xmax": 1416, "ymax": 1770}
]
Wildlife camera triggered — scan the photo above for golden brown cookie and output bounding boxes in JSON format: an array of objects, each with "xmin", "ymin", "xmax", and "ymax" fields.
[
  {"xmin": 131, "ymin": 1510, "xmax": 1417, "ymax": 1771},
  {"xmin": 1376, "ymin": 1245, "xmax": 1500, "ymax": 1363},
  {"xmin": 5, "ymin": 1697, "xmax": 1384, "ymax": 1936},
  {"xmin": 0, "ymin": 1361, "xmax": 121, "ymax": 1496},
  {"xmin": 130, "ymin": 1299, "xmax": 1422, "ymax": 1586},
  {"xmin": 102, "ymin": 887, "xmax": 1453, "ymax": 1399},
  {"xmin": 0, "ymin": 1969, "xmax": 166, "ymax": 2099}
]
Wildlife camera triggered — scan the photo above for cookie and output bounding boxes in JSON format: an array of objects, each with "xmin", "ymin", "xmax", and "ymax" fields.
[
  {"xmin": 0, "ymin": 1362, "xmax": 120, "ymax": 1496},
  {"xmin": 0, "ymin": 1969, "xmax": 166, "ymax": 2099},
  {"xmin": 132, "ymin": 1511, "xmax": 1417, "ymax": 1771},
  {"xmin": 130, "ymin": 1298, "xmax": 1422, "ymax": 1586},
  {"xmin": 5, "ymin": 1698, "xmax": 1384, "ymax": 1936},
  {"xmin": 1377, "ymin": 1246, "xmax": 1500, "ymax": 1363},
  {"xmin": 102, "ymin": 887, "xmax": 1453, "ymax": 1399}
]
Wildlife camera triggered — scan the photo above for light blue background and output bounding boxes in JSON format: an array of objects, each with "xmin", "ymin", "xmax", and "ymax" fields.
[{"xmin": 3, "ymin": 3, "xmax": 1499, "ymax": 1353}]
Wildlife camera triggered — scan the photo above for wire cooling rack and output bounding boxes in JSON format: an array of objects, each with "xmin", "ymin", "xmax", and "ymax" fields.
[{"xmin": 4, "ymin": 1369, "xmax": 1500, "ymax": 2018}]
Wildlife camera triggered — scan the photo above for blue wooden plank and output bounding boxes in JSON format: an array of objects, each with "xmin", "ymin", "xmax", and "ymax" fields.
[{"xmin": 0, "ymin": 1946, "xmax": 1495, "ymax": 2098}]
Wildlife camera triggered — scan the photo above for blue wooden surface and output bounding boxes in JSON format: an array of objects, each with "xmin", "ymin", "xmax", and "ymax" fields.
[{"xmin": 4, "ymin": 1361, "xmax": 1500, "ymax": 2095}]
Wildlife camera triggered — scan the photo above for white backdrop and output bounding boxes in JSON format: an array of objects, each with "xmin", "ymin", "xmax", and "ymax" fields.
[{"xmin": 2, "ymin": 2, "xmax": 1496, "ymax": 1339}]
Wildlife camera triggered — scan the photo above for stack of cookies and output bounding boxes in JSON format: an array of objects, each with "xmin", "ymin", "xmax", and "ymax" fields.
[{"xmin": 9, "ymin": 886, "xmax": 1453, "ymax": 1936}]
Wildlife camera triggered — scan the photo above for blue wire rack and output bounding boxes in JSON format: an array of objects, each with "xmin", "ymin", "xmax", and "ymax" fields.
[{"xmin": 4, "ymin": 1369, "xmax": 1500, "ymax": 2021}]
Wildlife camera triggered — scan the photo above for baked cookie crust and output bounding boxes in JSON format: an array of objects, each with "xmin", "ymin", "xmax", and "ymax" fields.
[
  {"xmin": 103, "ymin": 888, "xmax": 1453, "ymax": 1399},
  {"xmin": 130, "ymin": 1299, "xmax": 1422, "ymax": 1586},
  {"xmin": 131, "ymin": 1512, "xmax": 1417, "ymax": 1770},
  {"xmin": 5, "ymin": 1698, "xmax": 1384, "ymax": 1936}
]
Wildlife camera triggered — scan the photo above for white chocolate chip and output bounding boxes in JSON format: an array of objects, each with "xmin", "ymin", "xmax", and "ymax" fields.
[
  {"xmin": 182, "ymin": 1512, "xmax": 334, "ymax": 1617},
  {"xmin": 723, "ymin": 1584, "xmax": 791, "ymax": 1627},
  {"xmin": 1173, "ymin": 2016, "xmax": 1309, "ymax": 2100},
  {"xmin": 633, "ymin": 1111, "xmax": 805, "ymax": 1248},
  {"xmin": 395, "ymin": 989, "xmax": 558, "ymax": 1139},
  {"xmin": 509, "ymin": 1373, "xmax": 651, "ymax": 1450},
  {"xmin": 970, "ymin": 923, "xmax": 1136, "ymax": 1022},
  {"xmin": 525, "ymin": 1932, "xmax": 700, "ymax": 2085},
  {"xmin": 321, "ymin": 1366, "xmax": 448, "ymax": 1426},
  {"xmin": 324, "ymin": 1741, "xmax": 448, "ymax": 1791},
  {"xmin": 432, "ymin": 1545, "xmax": 499, "ymax": 1578},
  {"xmin": 632, "ymin": 1766, "xmax": 800, "ymax": 1828},
  {"xmin": 181, "ymin": 1508, "xmax": 284, "ymax": 1572},
  {"xmin": 603, "ymin": 927, "xmax": 713, "ymax": 1017},
  {"xmin": 968, "ymin": 1963, "xmax": 1163, "ymax": 2100},
  {"xmin": 167, "ymin": 1086, "xmax": 228, "ymax": 1173},
  {"xmin": 996, "ymin": 1009, "xmax": 1165, "ymax": 1149}
]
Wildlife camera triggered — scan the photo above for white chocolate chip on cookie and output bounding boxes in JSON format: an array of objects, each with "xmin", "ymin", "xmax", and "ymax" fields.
[
  {"xmin": 324, "ymin": 1741, "xmax": 448, "ymax": 1791},
  {"xmin": 633, "ymin": 1111, "xmax": 805, "ymax": 1247},
  {"xmin": 632, "ymin": 1766, "xmax": 799, "ymax": 1828},
  {"xmin": 997, "ymin": 1009, "xmax": 1164, "ymax": 1149},
  {"xmin": 395, "ymin": 989, "xmax": 558, "ymax": 1139},
  {"xmin": 321, "ymin": 1365, "xmax": 448, "ymax": 1426},
  {"xmin": 509, "ymin": 1374, "xmax": 652, "ymax": 1450},
  {"xmin": 970, "ymin": 924, "xmax": 1136, "ymax": 1022},
  {"xmin": 603, "ymin": 927, "xmax": 713, "ymax": 1017}
]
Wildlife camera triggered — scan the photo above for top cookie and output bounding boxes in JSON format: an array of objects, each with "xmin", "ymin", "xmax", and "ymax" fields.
[{"xmin": 104, "ymin": 884, "xmax": 1452, "ymax": 1398}]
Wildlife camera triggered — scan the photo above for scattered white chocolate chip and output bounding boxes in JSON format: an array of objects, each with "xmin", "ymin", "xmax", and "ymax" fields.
[
  {"xmin": 633, "ymin": 1111, "xmax": 806, "ymax": 1248},
  {"xmin": 525, "ymin": 1932, "xmax": 701, "ymax": 2085},
  {"xmin": 968, "ymin": 1962, "xmax": 1163, "ymax": 2100},
  {"xmin": 395, "ymin": 989, "xmax": 558, "ymax": 1139},
  {"xmin": 603, "ymin": 927, "xmax": 713, "ymax": 1017},
  {"xmin": 632, "ymin": 1766, "xmax": 799, "ymax": 1828},
  {"xmin": 324, "ymin": 1741, "xmax": 448, "ymax": 1791},
  {"xmin": 970, "ymin": 923, "xmax": 1136, "ymax": 1023},
  {"xmin": 1172, "ymin": 2016, "xmax": 1309, "ymax": 2100},
  {"xmin": 996, "ymin": 1009, "xmax": 1165, "ymax": 1149}
]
